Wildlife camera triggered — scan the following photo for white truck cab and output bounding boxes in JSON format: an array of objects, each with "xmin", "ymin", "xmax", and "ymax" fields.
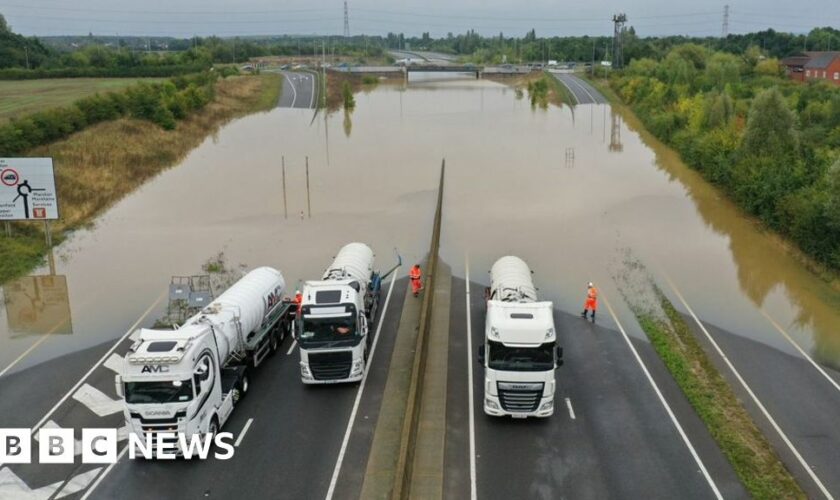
[{"xmin": 478, "ymin": 256, "xmax": 563, "ymax": 418}]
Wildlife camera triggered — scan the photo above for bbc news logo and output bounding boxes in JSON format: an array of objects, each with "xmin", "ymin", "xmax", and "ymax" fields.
[{"xmin": 1, "ymin": 429, "xmax": 236, "ymax": 463}]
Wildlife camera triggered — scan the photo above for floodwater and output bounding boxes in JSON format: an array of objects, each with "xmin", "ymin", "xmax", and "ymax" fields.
[{"xmin": 2, "ymin": 74, "xmax": 840, "ymax": 376}]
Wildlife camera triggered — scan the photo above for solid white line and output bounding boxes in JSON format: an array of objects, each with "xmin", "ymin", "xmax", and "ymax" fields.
[
  {"xmin": 24, "ymin": 291, "xmax": 164, "ymax": 440},
  {"xmin": 464, "ymin": 254, "xmax": 477, "ymax": 500},
  {"xmin": 235, "ymin": 418, "xmax": 254, "ymax": 447},
  {"xmin": 601, "ymin": 294, "xmax": 723, "ymax": 500},
  {"xmin": 567, "ymin": 75, "xmax": 598, "ymax": 104},
  {"xmin": 758, "ymin": 308, "xmax": 840, "ymax": 395},
  {"xmin": 308, "ymin": 74, "xmax": 316, "ymax": 109},
  {"xmin": 664, "ymin": 277, "xmax": 833, "ymax": 500},
  {"xmin": 287, "ymin": 339, "xmax": 298, "ymax": 356},
  {"xmin": 79, "ymin": 445, "xmax": 128, "ymax": 500},
  {"xmin": 0, "ymin": 334, "xmax": 52, "ymax": 378},
  {"xmin": 565, "ymin": 397, "xmax": 576, "ymax": 420},
  {"xmin": 324, "ymin": 268, "xmax": 400, "ymax": 500},
  {"xmin": 282, "ymin": 72, "xmax": 298, "ymax": 108},
  {"xmin": 553, "ymin": 75, "xmax": 581, "ymax": 105}
]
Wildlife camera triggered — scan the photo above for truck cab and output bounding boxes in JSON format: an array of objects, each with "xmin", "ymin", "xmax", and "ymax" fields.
[
  {"xmin": 297, "ymin": 279, "xmax": 371, "ymax": 383},
  {"xmin": 479, "ymin": 301, "xmax": 562, "ymax": 418},
  {"xmin": 117, "ymin": 327, "xmax": 238, "ymax": 453}
]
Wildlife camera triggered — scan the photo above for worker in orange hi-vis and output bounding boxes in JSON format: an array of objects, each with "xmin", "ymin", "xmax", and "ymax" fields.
[
  {"xmin": 294, "ymin": 290, "xmax": 303, "ymax": 313},
  {"xmin": 581, "ymin": 282, "xmax": 598, "ymax": 323},
  {"xmin": 409, "ymin": 264, "xmax": 423, "ymax": 297}
]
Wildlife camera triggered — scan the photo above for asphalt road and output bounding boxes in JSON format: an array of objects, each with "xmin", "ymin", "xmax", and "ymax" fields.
[
  {"xmin": 550, "ymin": 73, "xmax": 608, "ymax": 105},
  {"xmin": 443, "ymin": 276, "xmax": 747, "ymax": 500},
  {"xmin": 278, "ymin": 71, "xmax": 317, "ymax": 109},
  {"xmin": 89, "ymin": 276, "xmax": 408, "ymax": 500}
]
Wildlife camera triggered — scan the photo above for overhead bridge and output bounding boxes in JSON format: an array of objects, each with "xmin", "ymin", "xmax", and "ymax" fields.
[{"xmin": 405, "ymin": 65, "xmax": 483, "ymax": 79}]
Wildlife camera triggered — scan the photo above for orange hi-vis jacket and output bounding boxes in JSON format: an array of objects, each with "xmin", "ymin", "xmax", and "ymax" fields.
[
  {"xmin": 409, "ymin": 266, "xmax": 422, "ymax": 281},
  {"xmin": 584, "ymin": 286, "xmax": 598, "ymax": 311}
]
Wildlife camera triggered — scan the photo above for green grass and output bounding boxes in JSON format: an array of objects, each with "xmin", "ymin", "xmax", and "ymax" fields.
[
  {"xmin": 0, "ymin": 78, "xmax": 164, "ymax": 123},
  {"xmin": 635, "ymin": 292, "xmax": 804, "ymax": 499}
]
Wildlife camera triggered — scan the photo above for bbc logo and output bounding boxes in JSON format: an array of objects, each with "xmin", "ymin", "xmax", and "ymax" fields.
[{"xmin": 2, "ymin": 428, "xmax": 117, "ymax": 464}]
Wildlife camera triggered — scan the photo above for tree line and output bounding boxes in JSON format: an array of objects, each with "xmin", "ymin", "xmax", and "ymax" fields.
[{"xmin": 611, "ymin": 45, "xmax": 840, "ymax": 270}]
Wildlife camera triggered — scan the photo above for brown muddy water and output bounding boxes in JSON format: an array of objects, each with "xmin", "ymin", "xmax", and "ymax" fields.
[{"xmin": 2, "ymin": 75, "xmax": 839, "ymax": 376}]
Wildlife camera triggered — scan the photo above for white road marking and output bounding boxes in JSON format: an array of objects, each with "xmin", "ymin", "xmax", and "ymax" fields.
[
  {"xmin": 72, "ymin": 383, "xmax": 122, "ymax": 417},
  {"xmin": 601, "ymin": 294, "xmax": 723, "ymax": 500},
  {"xmin": 308, "ymin": 74, "xmax": 316, "ymax": 109},
  {"xmin": 0, "ymin": 334, "xmax": 52, "ymax": 378},
  {"xmin": 464, "ymin": 254, "xmax": 478, "ymax": 500},
  {"xmin": 664, "ymin": 277, "xmax": 833, "ymax": 500},
  {"xmin": 103, "ymin": 353, "xmax": 124, "ymax": 374},
  {"xmin": 286, "ymin": 339, "xmax": 297, "ymax": 355},
  {"xmin": 234, "ymin": 418, "xmax": 254, "ymax": 447},
  {"xmin": 0, "ymin": 466, "xmax": 61, "ymax": 499},
  {"xmin": 282, "ymin": 72, "xmax": 298, "ymax": 108},
  {"xmin": 325, "ymin": 268, "xmax": 400, "ymax": 500},
  {"xmin": 54, "ymin": 467, "xmax": 102, "ymax": 499},
  {"xmin": 758, "ymin": 308, "xmax": 840, "ymax": 395},
  {"xmin": 79, "ymin": 445, "xmax": 128, "ymax": 500},
  {"xmin": 565, "ymin": 397, "xmax": 576, "ymax": 420},
  {"xmin": 34, "ymin": 420, "xmax": 83, "ymax": 455}
]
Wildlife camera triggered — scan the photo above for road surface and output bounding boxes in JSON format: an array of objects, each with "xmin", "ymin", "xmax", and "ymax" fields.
[
  {"xmin": 278, "ymin": 71, "xmax": 317, "ymax": 109},
  {"xmin": 443, "ymin": 275, "xmax": 746, "ymax": 500},
  {"xmin": 551, "ymin": 72, "xmax": 608, "ymax": 105}
]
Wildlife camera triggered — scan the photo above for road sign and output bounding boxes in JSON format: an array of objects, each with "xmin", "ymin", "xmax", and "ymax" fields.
[{"xmin": 0, "ymin": 158, "xmax": 59, "ymax": 221}]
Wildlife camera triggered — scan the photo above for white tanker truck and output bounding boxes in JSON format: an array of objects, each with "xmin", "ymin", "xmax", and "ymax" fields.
[
  {"xmin": 296, "ymin": 243, "xmax": 399, "ymax": 384},
  {"xmin": 116, "ymin": 267, "xmax": 294, "ymax": 450},
  {"xmin": 478, "ymin": 256, "xmax": 563, "ymax": 418}
]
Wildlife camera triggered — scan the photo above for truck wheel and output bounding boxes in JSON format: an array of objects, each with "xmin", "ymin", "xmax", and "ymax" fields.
[
  {"xmin": 208, "ymin": 417, "xmax": 219, "ymax": 436},
  {"xmin": 269, "ymin": 331, "xmax": 280, "ymax": 355},
  {"xmin": 238, "ymin": 372, "xmax": 250, "ymax": 399}
]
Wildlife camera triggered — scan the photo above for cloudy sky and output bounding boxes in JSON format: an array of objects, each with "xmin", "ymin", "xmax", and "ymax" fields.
[{"xmin": 2, "ymin": 0, "xmax": 838, "ymax": 38}]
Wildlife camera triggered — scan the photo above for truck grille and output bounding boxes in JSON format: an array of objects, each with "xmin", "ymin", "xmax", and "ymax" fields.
[
  {"xmin": 497, "ymin": 382, "xmax": 544, "ymax": 413},
  {"xmin": 309, "ymin": 351, "xmax": 352, "ymax": 380}
]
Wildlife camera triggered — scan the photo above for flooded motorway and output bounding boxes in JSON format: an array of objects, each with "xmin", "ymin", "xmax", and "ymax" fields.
[{"xmin": 2, "ymin": 74, "xmax": 840, "ymax": 376}]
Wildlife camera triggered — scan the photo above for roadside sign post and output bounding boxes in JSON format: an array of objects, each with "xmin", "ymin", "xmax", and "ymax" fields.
[{"xmin": 0, "ymin": 157, "xmax": 60, "ymax": 248}]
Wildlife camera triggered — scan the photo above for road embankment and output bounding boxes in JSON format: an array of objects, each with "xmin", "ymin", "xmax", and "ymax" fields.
[{"xmin": 0, "ymin": 73, "xmax": 281, "ymax": 284}]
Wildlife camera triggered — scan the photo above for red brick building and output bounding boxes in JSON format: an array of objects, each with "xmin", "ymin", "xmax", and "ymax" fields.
[{"xmin": 782, "ymin": 51, "xmax": 840, "ymax": 85}]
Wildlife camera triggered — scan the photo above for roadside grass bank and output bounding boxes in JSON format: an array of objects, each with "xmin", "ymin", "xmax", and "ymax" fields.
[
  {"xmin": 0, "ymin": 73, "xmax": 281, "ymax": 285},
  {"xmin": 585, "ymin": 73, "xmax": 840, "ymax": 290},
  {"xmin": 616, "ymin": 258, "xmax": 804, "ymax": 499},
  {"xmin": 0, "ymin": 78, "xmax": 165, "ymax": 123}
]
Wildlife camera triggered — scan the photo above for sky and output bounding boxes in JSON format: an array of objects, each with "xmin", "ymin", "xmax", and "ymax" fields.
[{"xmin": 1, "ymin": 0, "xmax": 838, "ymax": 38}]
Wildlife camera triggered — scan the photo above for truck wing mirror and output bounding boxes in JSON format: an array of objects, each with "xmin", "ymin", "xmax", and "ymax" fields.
[
  {"xmin": 114, "ymin": 374, "xmax": 124, "ymax": 399},
  {"xmin": 477, "ymin": 345, "xmax": 485, "ymax": 365},
  {"xmin": 556, "ymin": 346, "xmax": 564, "ymax": 368}
]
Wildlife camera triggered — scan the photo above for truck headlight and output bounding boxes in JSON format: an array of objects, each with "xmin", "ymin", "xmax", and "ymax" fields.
[
  {"xmin": 485, "ymin": 399, "xmax": 499, "ymax": 410},
  {"xmin": 540, "ymin": 401, "xmax": 554, "ymax": 411},
  {"xmin": 351, "ymin": 359, "xmax": 363, "ymax": 375},
  {"xmin": 300, "ymin": 363, "xmax": 311, "ymax": 378}
]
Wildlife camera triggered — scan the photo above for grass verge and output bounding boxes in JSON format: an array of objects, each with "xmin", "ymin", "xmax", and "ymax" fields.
[
  {"xmin": 485, "ymin": 71, "xmax": 570, "ymax": 108},
  {"xmin": 0, "ymin": 73, "xmax": 281, "ymax": 284},
  {"xmin": 634, "ymin": 287, "xmax": 804, "ymax": 499}
]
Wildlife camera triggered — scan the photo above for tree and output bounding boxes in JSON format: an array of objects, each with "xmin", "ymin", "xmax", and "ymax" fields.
[
  {"xmin": 0, "ymin": 13, "xmax": 9, "ymax": 34},
  {"xmin": 742, "ymin": 87, "xmax": 799, "ymax": 158},
  {"xmin": 826, "ymin": 159, "xmax": 840, "ymax": 231}
]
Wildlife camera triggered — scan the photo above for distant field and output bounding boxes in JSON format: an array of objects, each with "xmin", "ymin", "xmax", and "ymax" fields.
[{"xmin": 0, "ymin": 78, "xmax": 164, "ymax": 123}]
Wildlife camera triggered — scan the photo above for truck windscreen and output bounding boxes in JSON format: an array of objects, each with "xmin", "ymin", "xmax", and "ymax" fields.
[
  {"xmin": 300, "ymin": 315, "xmax": 358, "ymax": 346},
  {"xmin": 488, "ymin": 341, "xmax": 555, "ymax": 371},
  {"xmin": 125, "ymin": 379, "xmax": 194, "ymax": 404}
]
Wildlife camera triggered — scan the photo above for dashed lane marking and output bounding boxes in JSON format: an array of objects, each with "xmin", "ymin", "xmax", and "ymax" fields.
[
  {"xmin": 234, "ymin": 418, "xmax": 254, "ymax": 447},
  {"xmin": 287, "ymin": 340, "xmax": 297, "ymax": 356},
  {"xmin": 565, "ymin": 397, "xmax": 576, "ymax": 420},
  {"xmin": 72, "ymin": 383, "xmax": 122, "ymax": 418}
]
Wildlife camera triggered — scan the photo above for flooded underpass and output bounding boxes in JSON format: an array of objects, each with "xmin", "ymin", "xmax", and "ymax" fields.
[
  {"xmin": 2, "ymin": 72, "xmax": 840, "ymax": 498},
  {"xmin": 2, "ymin": 71, "xmax": 839, "ymax": 383}
]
